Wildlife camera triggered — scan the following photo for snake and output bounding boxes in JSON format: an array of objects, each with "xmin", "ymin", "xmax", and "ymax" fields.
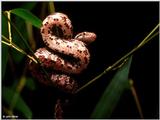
[{"xmin": 29, "ymin": 12, "xmax": 96, "ymax": 93}]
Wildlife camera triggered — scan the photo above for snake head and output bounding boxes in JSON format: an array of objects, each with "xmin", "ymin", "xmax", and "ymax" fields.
[{"xmin": 75, "ymin": 31, "xmax": 96, "ymax": 45}]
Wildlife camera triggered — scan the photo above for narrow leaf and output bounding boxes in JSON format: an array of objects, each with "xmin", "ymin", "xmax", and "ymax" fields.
[
  {"xmin": 91, "ymin": 56, "xmax": 132, "ymax": 118},
  {"xmin": 11, "ymin": 8, "xmax": 42, "ymax": 28},
  {"xmin": 2, "ymin": 87, "xmax": 32, "ymax": 118}
]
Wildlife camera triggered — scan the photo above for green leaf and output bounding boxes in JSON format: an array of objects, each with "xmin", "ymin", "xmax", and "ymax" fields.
[
  {"xmin": 2, "ymin": 87, "xmax": 32, "ymax": 118},
  {"xmin": 2, "ymin": 13, "xmax": 9, "ymax": 79},
  {"xmin": 10, "ymin": 9, "xmax": 33, "ymax": 63},
  {"xmin": 2, "ymin": 11, "xmax": 27, "ymax": 64},
  {"xmin": 91, "ymin": 56, "xmax": 132, "ymax": 118},
  {"xmin": 11, "ymin": 8, "xmax": 42, "ymax": 28}
]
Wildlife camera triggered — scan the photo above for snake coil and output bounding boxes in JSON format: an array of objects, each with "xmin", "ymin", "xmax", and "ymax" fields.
[{"xmin": 29, "ymin": 12, "xmax": 96, "ymax": 93}]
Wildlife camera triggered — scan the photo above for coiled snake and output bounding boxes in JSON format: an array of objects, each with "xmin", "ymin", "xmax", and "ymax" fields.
[{"xmin": 29, "ymin": 12, "xmax": 96, "ymax": 93}]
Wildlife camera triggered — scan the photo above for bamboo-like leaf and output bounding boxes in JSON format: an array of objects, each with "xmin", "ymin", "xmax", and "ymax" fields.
[
  {"xmin": 11, "ymin": 8, "xmax": 42, "ymax": 28},
  {"xmin": 2, "ymin": 4, "xmax": 37, "ymax": 64},
  {"xmin": 2, "ymin": 87, "xmax": 32, "ymax": 118},
  {"xmin": 2, "ymin": 13, "xmax": 26, "ymax": 64},
  {"xmin": 11, "ymin": 3, "xmax": 37, "ymax": 63},
  {"xmin": 91, "ymin": 56, "xmax": 132, "ymax": 118}
]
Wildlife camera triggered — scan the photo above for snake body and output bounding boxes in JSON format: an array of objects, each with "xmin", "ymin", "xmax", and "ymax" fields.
[{"xmin": 30, "ymin": 12, "xmax": 96, "ymax": 93}]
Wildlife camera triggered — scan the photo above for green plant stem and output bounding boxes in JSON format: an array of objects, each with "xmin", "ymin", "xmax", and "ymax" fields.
[
  {"xmin": 2, "ymin": 37, "xmax": 50, "ymax": 90},
  {"xmin": 2, "ymin": 11, "xmax": 51, "ymax": 82},
  {"xmin": 137, "ymin": 23, "xmax": 159, "ymax": 48},
  {"xmin": 6, "ymin": 11, "xmax": 12, "ymax": 43},
  {"xmin": 2, "ymin": 35, "xmax": 50, "ymax": 83},
  {"xmin": 142, "ymin": 31, "xmax": 159, "ymax": 45},
  {"xmin": 2, "ymin": 35, "xmax": 37, "ymax": 64},
  {"xmin": 2, "ymin": 10, "xmax": 51, "ymax": 114},
  {"xmin": 3, "ymin": 11, "xmax": 35, "ymax": 56},
  {"xmin": 75, "ymin": 23, "xmax": 159, "ymax": 93}
]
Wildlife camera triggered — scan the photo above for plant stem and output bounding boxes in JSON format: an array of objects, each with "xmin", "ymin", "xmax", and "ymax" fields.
[
  {"xmin": 6, "ymin": 11, "xmax": 12, "ymax": 43},
  {"xmin": 75, "ymin": 23, "xmax": 159, "ymax": 93},
  {"xmin": 48, "ymin": 2, "xmax": 55, "ymax": 14},
  {"xmin": 2, "ymin": 11, "xmax": 52, "ymax": 112},
  {"xmin": 3, "ymin": 10, "xmax": 51, "ymax": 83},
  {"xmin": 2, "ymin": 35, "xmax": 38, "ymax": 64},
  {"xmin": 3, "ymin": 11, "xmax": 35, "ymax": 56},
  {"xmin": 2, "ymin": 36, "xmax": 50, "ymax": 88},
  {"xmin": 137, "ymin": 23, "xmax": 159, "ymax": 48},
  {"xmin": 129, "ymin": 79, "xmax": 144, "ymax": 118}
]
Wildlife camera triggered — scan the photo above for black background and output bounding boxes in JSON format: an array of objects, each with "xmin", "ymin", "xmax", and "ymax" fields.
[{"xmin": 2, "ymin": 1, "xmax": 159, "ymax": 119}]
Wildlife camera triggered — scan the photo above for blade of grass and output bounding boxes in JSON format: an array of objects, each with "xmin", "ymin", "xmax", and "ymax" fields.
[
  {"xmin": 91, "ymin": 56, "xmax": 132, "ymax": 118},
  {"xmin": 10, "ymin": 8, "xmax": 42, "ymax": 28}
]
